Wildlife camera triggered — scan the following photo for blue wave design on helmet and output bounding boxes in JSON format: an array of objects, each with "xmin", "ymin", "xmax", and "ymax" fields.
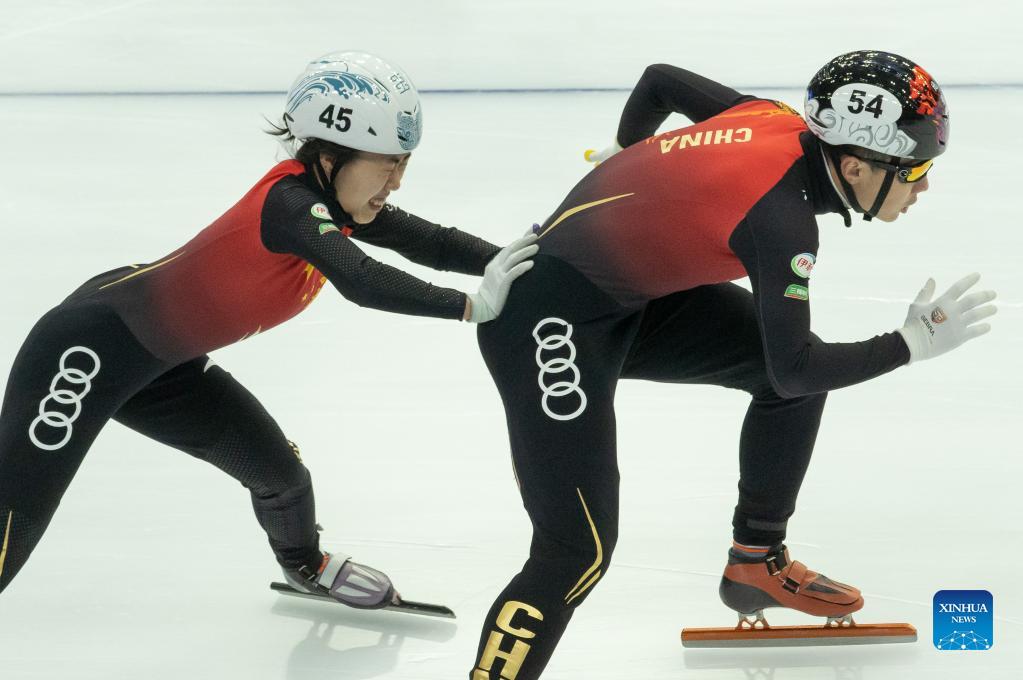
[{"xmin": 286, "ymin": 71, "xmax": 390, "ymax": 114}]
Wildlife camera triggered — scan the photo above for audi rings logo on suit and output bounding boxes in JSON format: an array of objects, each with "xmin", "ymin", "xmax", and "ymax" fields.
[
  {"xmin": 533, "ymin": 318, "xmax": 587, "ymax": 421},
  {"xmin": 28, "ymin": 346, "xmax": 101, "ymax": 451}
]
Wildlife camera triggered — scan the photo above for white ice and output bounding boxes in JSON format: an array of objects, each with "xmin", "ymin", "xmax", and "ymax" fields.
[{"xmin": 0, "ymin": 89, "xmax": 1020, "ymax": 679}]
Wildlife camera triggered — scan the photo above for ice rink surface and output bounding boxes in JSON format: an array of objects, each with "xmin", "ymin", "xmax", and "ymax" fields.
[{"xmin": 0, "ymin": 88, "xmax": 1020, "ymax": 679}]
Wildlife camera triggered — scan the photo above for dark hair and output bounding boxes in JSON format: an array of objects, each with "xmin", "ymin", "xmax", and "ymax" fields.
[
  {"xmin": 263, "ymin": 115, "xmax": 360, "ymax": 165},
  {"xmin": 833, "ymin": 144, "xmax": 905, "ymax": 165},
  {"xmin": 265, "ymin": 115, "xmax": 359, "ymax": 185}
]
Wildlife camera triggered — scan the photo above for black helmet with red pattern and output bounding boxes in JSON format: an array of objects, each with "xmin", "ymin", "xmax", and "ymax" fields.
[{"xmin": 804, "ymin": 50, "xmax": 949, "ymax": 162}]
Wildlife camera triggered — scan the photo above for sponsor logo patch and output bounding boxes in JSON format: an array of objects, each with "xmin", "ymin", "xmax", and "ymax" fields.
[
  {"xmin": 318, "ymin": 223, "xmax": 340, "ymax": 235},
  {"xmin": 790, "ymin": 253, "xmax": 816, "ymax": 278},
  {"xmin": 784, "ymin": 284, "xmax": 809, "ymax": 301},
  {"xmin": 931, "ymin": 307, "xmax": 948, "ymax": 324},
  {"xmin": 29, "ymin": 346, "xmax": 101, "ymax": 451},
  {"xmin": 533, "ymin": 318, "xmax": 587, "ymax": 421},
  {"xmin": 311, "ymin": 203, "xmax": 332, "ymax": 220}
]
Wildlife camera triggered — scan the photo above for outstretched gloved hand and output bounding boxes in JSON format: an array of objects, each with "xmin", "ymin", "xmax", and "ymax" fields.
[
  {"xmin": 897, "ymin": 273, "xmax": 997, "ymax": 363},
  {"xmin": 466, "ymin": 233, "xmax": 539, "ymax": 323}
]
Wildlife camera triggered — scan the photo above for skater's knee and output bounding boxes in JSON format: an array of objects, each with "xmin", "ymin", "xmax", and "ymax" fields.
[
  {"xmin": 231, "ymin": 437, "xmax": 310, "ymax": 498},
  {"xmin": 749, "ymin": 380, "xmax": 828, "ymax": 408},
  {"xmin": 530, "ymin": 533, "xmax": 618, "ymax": 608},
  {"xmin": 562, "ymin": 557, "xmax": 611, "ymax": 608},
  {"xmin": 249, "ymin": 461, "xmax": 311, "ymax": 502}
]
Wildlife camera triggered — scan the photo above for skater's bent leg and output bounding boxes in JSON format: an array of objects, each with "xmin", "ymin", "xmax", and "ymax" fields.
[
  {"xmin": 0, "ymin": 305, "xmax": 165, "ymax": 593},
  {"xmin": 620, "ymin": 283, "xmax": 829, "ymax": 545},
  {"xmin": 472, "ymin": 423, "xmax": 621, "ymax": 680},
  {"xmin": 113, "ymin": 358, "xmax": 321, "ymax": 571},
  {"xmin": 473, "ymin": 478, "xmax": 619, "ymax": 680},
  {"xmin": 472, "ymin": 258, "xmax": 636, "ymax": 679},
  {"xmin": 732, "ymin": 387, "xmax": 827, "ymax": 546}
]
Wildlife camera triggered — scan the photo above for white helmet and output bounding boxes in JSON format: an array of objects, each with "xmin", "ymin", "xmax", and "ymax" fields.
[{"xmin": 284, "ymin": 51, "xmax": 422, "ymax": 155}]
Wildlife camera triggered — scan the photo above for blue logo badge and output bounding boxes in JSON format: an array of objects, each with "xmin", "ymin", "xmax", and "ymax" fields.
[
  {"xmin": 396, "ymin": 108, "xmax": 422, "ymax": 150},
  {"xmin": 933, "ymin": 590, "xmax": 993, "ymax": 650}
]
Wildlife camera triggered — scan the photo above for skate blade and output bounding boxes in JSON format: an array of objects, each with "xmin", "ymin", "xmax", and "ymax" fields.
[
  {"xmin": 681, "ymin": 623, "xmax": 916, "ymax": 648},
  {"xmin": 270, "ymin": 582, "xmax": 456, "ymax": 619}
]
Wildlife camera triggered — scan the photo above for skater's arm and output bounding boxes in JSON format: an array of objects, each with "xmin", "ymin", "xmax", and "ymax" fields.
[
  {"xmin": 617, "ymin": 64, "xmax": 757, "ymax": 147},
  {"xmin": 350, "ymin": 204, "xmax": 500, "ymax": 276},
  {"xmin": 261, "ymin": 177, "xmax": 468, "ymax": 320},
  {"xmin": 730, "ymin": 176, "xmax": 910, "ymax": 399}
]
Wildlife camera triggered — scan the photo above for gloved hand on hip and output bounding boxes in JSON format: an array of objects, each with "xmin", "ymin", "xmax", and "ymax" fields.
[{"xmin": 466, "ymin": 233, "xmax": 539, "ymax": 323}]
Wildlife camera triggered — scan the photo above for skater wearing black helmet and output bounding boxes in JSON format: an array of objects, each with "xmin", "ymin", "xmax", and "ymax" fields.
[{"xmin": 468, "ymin": 51, "xmax": 996, "ymax": 678}]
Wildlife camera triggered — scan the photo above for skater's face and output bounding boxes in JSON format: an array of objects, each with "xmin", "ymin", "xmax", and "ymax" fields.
[
  {"xmin": 834, "ymin": 154, "xmax": 930, "ymax": 222},
  {"xmin": 324, "ymin": 151, "xmax": 411, "ymax": 224}
]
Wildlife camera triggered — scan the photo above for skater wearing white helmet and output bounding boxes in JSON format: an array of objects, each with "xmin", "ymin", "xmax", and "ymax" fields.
[{"xmin": 0, "ymin": 51, "xmax": 537, "ymax": 612}]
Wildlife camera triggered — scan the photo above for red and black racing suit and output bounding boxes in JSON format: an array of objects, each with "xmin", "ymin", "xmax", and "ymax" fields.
[
  {"xmin": 470, "ymin": 64, "xmax": 910, "ymax": 680},
  {"xmin": 0, "ymin": 160, "xmax": 498, "ymax": 593}
]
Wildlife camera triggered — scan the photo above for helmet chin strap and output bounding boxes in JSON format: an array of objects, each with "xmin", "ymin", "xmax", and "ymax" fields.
[
  {"xmin": 827, "ymin": 147, "xmax": 896, "ymax": 223},
  {"xmin": 863, "ymin": 168, "xmax": 896, "ymax": 221}
]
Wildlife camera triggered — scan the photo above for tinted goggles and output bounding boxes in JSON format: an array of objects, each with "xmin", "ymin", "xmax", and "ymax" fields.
[{"xmin": 861, "ymin": 157, "xmax": 934, "ymax": 184}]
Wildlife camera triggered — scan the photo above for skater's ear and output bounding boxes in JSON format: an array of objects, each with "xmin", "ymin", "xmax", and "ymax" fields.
[{"xmin": 835, "ymin": 153, "xmax": 875, "ymax": 186}]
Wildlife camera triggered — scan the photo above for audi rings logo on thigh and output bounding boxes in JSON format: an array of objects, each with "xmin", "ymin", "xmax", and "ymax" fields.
[
  {"xmin": 28, "ymin": 346, "xmax": 101, "ymax": 451},
  {"xmin": 533, "ymin": 317, "xmax": 587, "ymax": 421}
]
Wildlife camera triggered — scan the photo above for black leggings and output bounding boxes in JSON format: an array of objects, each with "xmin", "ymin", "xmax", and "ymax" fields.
[
  {"xmin": 470, "ymin": 256, "xmax": 826, "ymax": 679},
  {"xmin": 0, "ymin": 301, "xmax": 321, "ymax": 593}
]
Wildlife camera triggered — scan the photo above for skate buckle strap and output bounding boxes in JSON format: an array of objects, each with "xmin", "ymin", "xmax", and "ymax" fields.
[
  {"xmin": 296, "ymin": 564, "xmax": 319, "ymax": 584},
  {"xmin": 316, "ymin": 554, "xmax": 352, "ymax": 590},
  {"xmin": 296, "ymin": 553, "xmax": 331, "ymax": 587},
  {"xmin": 764, "ymin": 550, "xmax": 789, "ymax": 577},
  {"xmin": 781, "ymin": 560, "xmax": 809, "ymax": 594}
]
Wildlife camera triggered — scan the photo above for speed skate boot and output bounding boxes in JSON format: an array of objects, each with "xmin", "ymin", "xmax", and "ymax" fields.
[
  {"xmin": 282, "ymin": 551, "xmax": 399, "ymax": 610},
  {"xmin": 719, "ymin": 542, "xmax": 863, "ymax": 629},
  {"xmin": 680, "ymin": 542, "xmax": 915, "ymax": 647}
]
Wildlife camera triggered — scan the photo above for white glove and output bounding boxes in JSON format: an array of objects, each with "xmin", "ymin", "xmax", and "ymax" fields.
[
  {"xmin": 467, "ymin": 233, "xmax": 539, "ymax": 323},
  {"xmin": 583, "ymin": 138, "xmax": 623, "ymax": 166},
  {"xmin": 896, "ymin": 273, "xmax": 997, "ymax": 363}
]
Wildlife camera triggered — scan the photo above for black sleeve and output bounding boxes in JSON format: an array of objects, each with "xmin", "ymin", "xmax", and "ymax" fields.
[
  {"xmin": 349, "ymin": 203, "xmax": 500, "ymax": 276},
  {"xmin": 728, "ymin": 165, "xmax": 910, "ymax": 399},
  {"xmin": 260, "ymin": 176, "xmax": 466, "ymax": 320},
  {"xmin": 617, "ymin": 63, "xmax": 756, "ymax": 147}
]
